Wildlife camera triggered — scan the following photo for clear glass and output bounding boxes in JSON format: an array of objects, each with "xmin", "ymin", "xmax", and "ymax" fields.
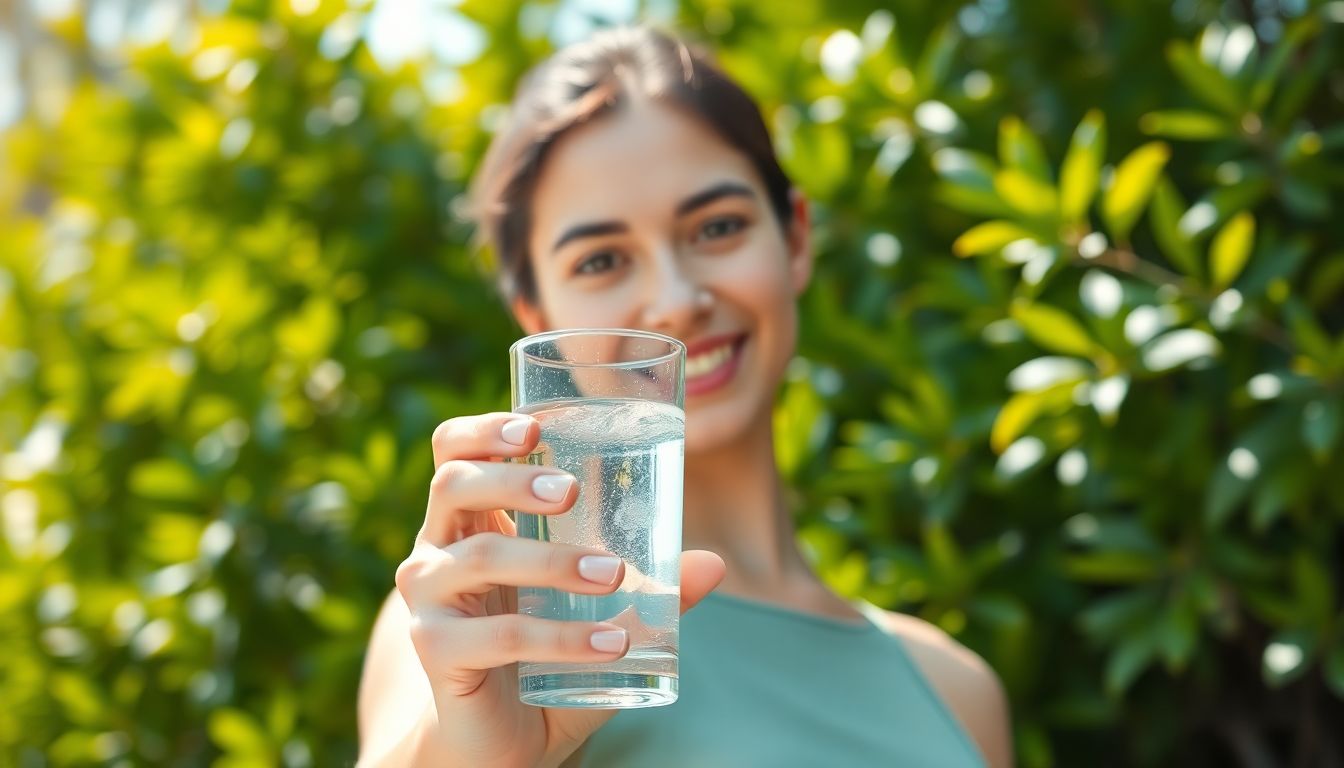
[{"xmin": 509, "ymin": 329, "xmax": 686, "ymax": 709}]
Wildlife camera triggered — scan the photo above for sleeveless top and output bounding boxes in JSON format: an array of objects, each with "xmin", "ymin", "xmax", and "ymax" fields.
[{"xmin": 573, "ymin": 591, "xmax": 986, "ymax": 767}]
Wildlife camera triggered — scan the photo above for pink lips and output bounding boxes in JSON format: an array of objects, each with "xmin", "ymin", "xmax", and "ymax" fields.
[{"xmin": 684, "ymin": 334, "xmax": 746, "ymax": 397}]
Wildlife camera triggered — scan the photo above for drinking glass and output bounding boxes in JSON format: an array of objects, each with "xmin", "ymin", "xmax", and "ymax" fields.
[{"xmin": 510, "ymin": 328, "xmax": 686, "ymax": 709}]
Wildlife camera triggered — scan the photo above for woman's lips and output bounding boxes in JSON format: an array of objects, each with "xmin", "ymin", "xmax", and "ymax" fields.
[{"xmin": 685, "ymin": 334, "xmax": 746, "ymax": 397}]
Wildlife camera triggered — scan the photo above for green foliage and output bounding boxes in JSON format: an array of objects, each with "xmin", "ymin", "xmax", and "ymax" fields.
[{"xmin": 2, "ymin": 1, "xmax": 1343, "ymax": 766}]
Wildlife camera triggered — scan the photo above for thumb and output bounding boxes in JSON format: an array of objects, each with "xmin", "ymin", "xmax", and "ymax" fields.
[{"xmin": 679, "ymin": 549, "xmax": 726, "ymax": 614}]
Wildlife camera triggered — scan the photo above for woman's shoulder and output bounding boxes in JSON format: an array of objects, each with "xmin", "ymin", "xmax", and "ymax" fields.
[{"xmin": 864, "ymin": 608, "xmax": 1014, "ymax": 768}]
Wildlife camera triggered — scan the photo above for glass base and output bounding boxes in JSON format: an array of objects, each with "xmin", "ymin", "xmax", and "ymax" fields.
[{"xmin": 519, "ymin": 673, "xmax": 678, "ymax": 709}]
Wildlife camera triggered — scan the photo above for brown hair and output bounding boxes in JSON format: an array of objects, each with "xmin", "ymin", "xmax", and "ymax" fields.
[{"xmin": 469, "ymin": 25, "xmax": 794, "ymax": 303}]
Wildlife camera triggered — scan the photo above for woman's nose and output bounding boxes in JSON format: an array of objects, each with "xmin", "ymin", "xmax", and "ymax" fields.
[{"xmin": 640, "ymin": 252, "xmax": 708, "ymax": 335}]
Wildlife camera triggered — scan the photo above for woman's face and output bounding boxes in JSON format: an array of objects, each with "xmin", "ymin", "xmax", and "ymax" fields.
[{"xmin": 514, "ymin": 99, "xmax": 812, "ymax": 455}]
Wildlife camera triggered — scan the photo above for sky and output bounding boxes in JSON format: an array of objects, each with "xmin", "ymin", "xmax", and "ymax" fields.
[{"xmin": 0, "ymin": 0, "xmax": 658, "ymax": 129}]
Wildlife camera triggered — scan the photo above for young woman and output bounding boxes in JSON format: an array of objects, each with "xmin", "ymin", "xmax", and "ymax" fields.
[{"xmin": 357, "ymin": 25, "xmax": 1013, "ymax": 768}]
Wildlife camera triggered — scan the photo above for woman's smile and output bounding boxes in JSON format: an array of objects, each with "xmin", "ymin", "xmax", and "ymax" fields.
[{"xmin": 684, "ymin": 333, "xmax": 747, "ymax": 397}]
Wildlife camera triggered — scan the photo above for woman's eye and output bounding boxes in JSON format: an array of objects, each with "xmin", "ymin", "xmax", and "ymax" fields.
[
  {"xmin": 574, "ymin": 251, "xmax": 621, "ymax": 275},
  {"xmin": 697, "ymin": 216, "xmax": 745, "ymax": 241}
]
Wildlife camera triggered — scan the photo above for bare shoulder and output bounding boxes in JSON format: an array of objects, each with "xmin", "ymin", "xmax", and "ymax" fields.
[{"xmin": 867, "ymin": 609, "xmax": 1014, "ymax": 768}]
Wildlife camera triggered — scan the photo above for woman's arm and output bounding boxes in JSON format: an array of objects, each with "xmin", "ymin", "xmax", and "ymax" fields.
[{"xmin": 356, "ymin": 590, "xmax": 440, "ymax": 766}]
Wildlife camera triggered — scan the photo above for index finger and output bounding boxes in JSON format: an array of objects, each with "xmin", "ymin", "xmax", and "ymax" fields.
[{"xmin": 431, "ymin": 413, "xmax": 539, "ymax": 466}]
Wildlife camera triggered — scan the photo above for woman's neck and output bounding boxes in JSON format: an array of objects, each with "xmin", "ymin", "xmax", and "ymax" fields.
[{"xmin": 682, "ymin": 415, "xmax": 818, "ymax": 599}]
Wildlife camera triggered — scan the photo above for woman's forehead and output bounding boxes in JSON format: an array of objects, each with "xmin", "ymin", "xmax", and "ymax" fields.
[{"xmin": 530, "ymin": 101, "xmax": 763, "ymax": 230}]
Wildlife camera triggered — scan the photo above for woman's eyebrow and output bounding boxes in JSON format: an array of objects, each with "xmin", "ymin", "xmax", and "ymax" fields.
[
  {"xmin": 550, "ymin": 182, "xmax": 755, "ymax": 253},
  {"xmin": 675, "ymin": 182, "xmax": 756, "ymax": 217},
  {"xmin": 552, "ymin": 220, "xmax": 628, "ymax": 253}
]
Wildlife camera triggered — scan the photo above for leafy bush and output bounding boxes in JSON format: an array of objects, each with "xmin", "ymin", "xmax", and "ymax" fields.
[{"xmin": 1, "ymin": 1, "xmax": 1341, "ymax": 765}]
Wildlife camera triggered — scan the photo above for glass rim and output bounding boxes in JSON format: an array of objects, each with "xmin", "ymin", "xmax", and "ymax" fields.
[{"xmin": 510, "ymin": 328, "xmax": 686, "ymax": 371}]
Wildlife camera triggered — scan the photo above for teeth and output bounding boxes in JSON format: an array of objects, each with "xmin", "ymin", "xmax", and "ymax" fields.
[{"xmin": 686, "ymin": 343, "xmax": 734, "ymax": 379}]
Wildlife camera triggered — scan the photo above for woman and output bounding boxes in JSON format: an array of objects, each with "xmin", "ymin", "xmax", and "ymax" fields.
[{"xmin": 357, "ymin": 25, "xmax": 1012, "ymax": 768}]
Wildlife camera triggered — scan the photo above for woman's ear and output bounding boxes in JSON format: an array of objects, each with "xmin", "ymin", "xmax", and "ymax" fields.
[
  {"xmin": 512, "ymin": 296, "xmax": 546, "ymax": 336},
  {"xmin": 786, "ymin": 188, "xmax": 814, "ymax": 296}
]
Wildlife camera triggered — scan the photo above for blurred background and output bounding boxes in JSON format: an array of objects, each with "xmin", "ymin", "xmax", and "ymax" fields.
[{"xmin": 2, "ymin": 0, "xmax": 1342, "ymax": 765}]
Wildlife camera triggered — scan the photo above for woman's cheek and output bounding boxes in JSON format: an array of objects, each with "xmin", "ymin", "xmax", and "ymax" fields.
[
  {"xmin": 717, "ymin": 245, "xmax": 793, "ymax": 301},
  {"xmin": 548, "ymin": 287, "xmax": 637, "ymax": 327}
]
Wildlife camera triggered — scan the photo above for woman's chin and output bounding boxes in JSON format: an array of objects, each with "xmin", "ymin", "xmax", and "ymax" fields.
[{"xmin": 683, "ymin": 404, "xmax": 754, "ymax": 458}]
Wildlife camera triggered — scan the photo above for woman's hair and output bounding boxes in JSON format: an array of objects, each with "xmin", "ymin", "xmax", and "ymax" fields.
[{"xmin": 469, "ymin": 25, "xmax": 793, "ymax": 303}]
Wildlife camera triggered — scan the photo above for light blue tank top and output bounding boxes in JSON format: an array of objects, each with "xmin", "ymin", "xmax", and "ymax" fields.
[{"xmin": 574, "ymin": 591, "xmax": 986, "ymax": 767}]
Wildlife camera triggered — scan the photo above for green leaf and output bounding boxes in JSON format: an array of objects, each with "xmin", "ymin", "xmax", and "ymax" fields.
[
  {"xmin": 1282, "ymin": 177, "xmax": 1330, "ymax": 220},
  {"xmin": 51, "ymin": 673, "xmax": 107, "ymax": 726},
  {"xmin": 144, "ymin": 513, "xmax": 206, "ymax": 563},
  {"xmin": 1284, "ymin": 300, "xmax": 1334, "ymax": 363},
  {"xmin": 1251, "ymin": 16, "xmax": 1322, "ymax": 110},
  {"xmin": 933, "ymin": 183, "xmax": 1015, "ymax": 218},
  {"xmin": 998, "ymin": 115, "xmax": 1052, "ymax": 182},
  {"xmin": 788, "ymin": 121, "xmax": 852, "ymax": 200},
  {"xmin": 1291, "ymin": 550, "xmax": 1334, "ymax": 626},
  {"xmin": 923, "ymin": 523, "xmax": 965, "ymax": 583},
  {"xmin": 365, "ymin": 429, "xmax": 397, "ymax": 481},
  {"xmin": 1209, "ymin": 212, "xmax": 1255, "ymax": 290},
  {"xmin": 1059, "ymin": 110, "xmax": 1106, "ymax": 222},
  {"xmin": 931, "ymin": 148, "xmax": 1013, "ymax": 217},
  {"xmin": 1165, "ymin": 40, "xmax": 1246, "ymax": 117},
  {"xmin": 1139, "ymin": 110, "xmax": 1234, "ymax": 140},
  {"xmin": 1205, "ymin": 461, "xmax": 1251, "ymax": 529},
  {"xmin": 1064, "ymin": 552, "xmax": 1162, "ymax": 583},
  {"xmin": 1150, "ymin": 177, "xmax": 1201, "ymax": 278},
  {"xmin": 966, "ymin": 594, "xmax": 1028, "ymax": 630},
  {"xmin": 1139, "ymin": 328, "xmax": 1225, "ymax": 368},
  {"xmin": 1102, "ymin": 142, "xmax": 1170, "ymax": 243},
  {"xmin": 1236, "ymin": 236, "xmax": 1310, "ymax": 298},
  {"xmin": 1158, "ymin": 603, "xmax": 1198, "ymax": 672},
  {"xmin": 276, "ymin": 296, "xmax": 341, "ymax": 363},
  {"xmin": 209, "ymin": 709, "xmax": 272, "ymax": 757},
  {"xmin": 1327, "ymin": 638, "xmax": 1344, "ymax": 700},
  {"xmin": 994, "ymin": 168, "xmax": 1058, "ymax": 218},
  {"xmin": 773, "ymin": 377, "xmax": 827, "ymax": 478},
  {"xmin": 822, "ymin": 550, "xmax": 869, "ymax": 596},
  {"xmin": 1252, "ymin": 463, "xmax": 1309, "ymax": 531},
  {"xmin": 991, "ymin": 392, "xmax": 1044, "ymax": 454},
  {"xmin": 1243, "ymin": 587, "xmax": 1299, "ymax": 627},
  {"xmin": 915, "ymin": 22, "xmax": 960, "ymax": 96},
  {"xmin": 1079, "ymin": 587, "xmax": 1161, "ymax": 641},
  {"xmin": 1306, "ymin": 255, "xmax": 1344, "ymax": 310},
  {"xmin": 1105, "ymin": 630, "xmax": 1158, "ymax": 696},
  {"xmin": 129, "ymin": 459, "xmax": 200, "ymax": 502},
  {"xmin": 1017, "ymin": 725, "xmax": 1054, "ymax": 768},
  {"xmin": 1011, "ymin": 302, "xmax": 1098, "ymax": 357},
  {"xmin": 991, "ymin": 382, "xmax": 1075, "ymax": 453},
  {"xmin": 1179, "ymin": 178, "xmax": 1273, "ymax": 239},
  {"xmin": 1303, "ymin": 400, "xmax": 1342, "ymax": 465},
  {"xmin": 931, "ymin": 147, "xmax": 998, "ymax": 188},
  {"xmin": 267, "ymin": 690, "xmax": 298, "ymax": 739},
  {"xmin": 952, "ymin": 221, "xmax": 1038, "ymax": 258}
]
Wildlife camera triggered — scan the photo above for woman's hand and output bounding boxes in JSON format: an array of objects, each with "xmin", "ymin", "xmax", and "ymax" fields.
[{"xmin": 360, "ymin": 413, "xmax": 724, "ymax": 768}]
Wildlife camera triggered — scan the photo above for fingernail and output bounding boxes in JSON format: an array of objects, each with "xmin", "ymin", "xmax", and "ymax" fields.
[
  {"xmin": 501, "ymin": 418, "xmax": 530, "ymax": 446},
  {"xmin": 531, "ymin": 474, "xmax": 574, "ymax": 503},
  {"xmin": 590, "ymin": 629, "xmax": 627, "ymax": 654},
  {"xmin": 578, "ymin": 555, "xmax": 622, "ymax": 585}
]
